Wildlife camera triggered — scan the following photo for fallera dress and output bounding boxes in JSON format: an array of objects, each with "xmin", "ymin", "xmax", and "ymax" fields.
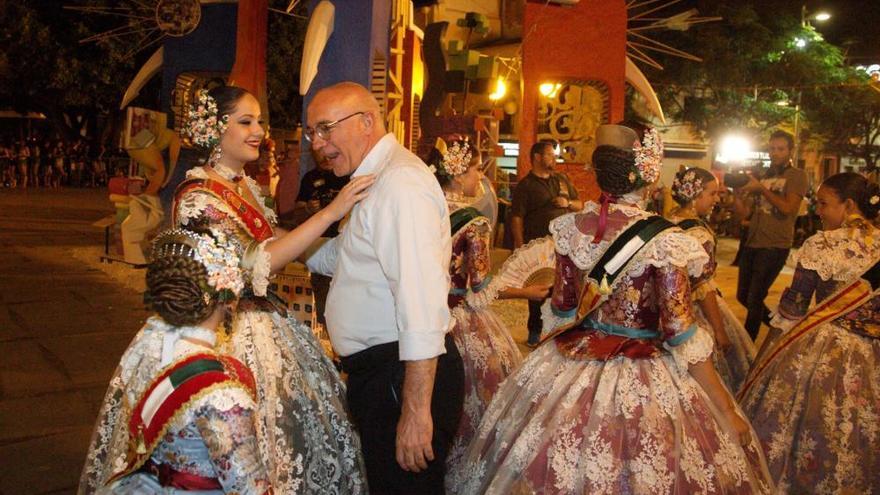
[
  {"xmin": 672, "ymin": 217, "xmax": 755, "ymax": 391},
  {"xmin": 738, "ymin": 220, "xmax": 880, "ymax": 494},
  {"xmin": 79, "ymin": 317, "xmax": 272, "ymax": 494},
  {"xmin": 171, "ymin": 167, "xmax": 367, "ymax": 494},
  {"xmin": 449, "ymin": 201, "xmax": 773, "ymax": 495},
  {"xmin": 443, "ymin": 199, "xmax": 523, "ymax": 487}
]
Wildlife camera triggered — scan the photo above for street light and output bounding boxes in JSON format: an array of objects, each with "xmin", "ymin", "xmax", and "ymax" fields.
[{"xmin": 801, "ymin": 5, "xmax": 831, "ymax": 26}]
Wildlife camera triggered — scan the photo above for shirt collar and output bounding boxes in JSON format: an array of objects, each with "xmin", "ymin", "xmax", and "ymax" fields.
[{"xmin": 352, "ymin": 133, "xmax": 396, "ymax": 178}]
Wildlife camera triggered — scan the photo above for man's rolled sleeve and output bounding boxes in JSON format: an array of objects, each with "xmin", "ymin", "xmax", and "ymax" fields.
[
  {"xmin": 372, "ymin": 168, "xmax": 451, "ymax": 361},
  {"xmin": 304, "ymin": 237, "xmax": 339, "ymax": 276}
]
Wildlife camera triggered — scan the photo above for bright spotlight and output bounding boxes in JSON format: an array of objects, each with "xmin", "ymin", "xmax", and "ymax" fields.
[
  {"xmin": 489, "ymin": 78, "xmax": 507, "ymax": 101},
  {"xmin": 717, "ymin": 135, "xmax": 752, "ymax": 164},
  {"xmin": 813, "ymin": 12, "xmax": 831, "ymax": 22}
]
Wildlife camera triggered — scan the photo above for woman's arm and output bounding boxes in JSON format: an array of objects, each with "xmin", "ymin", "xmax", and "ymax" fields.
[{"xmin": 264, "ymin": 175, "xmax": 373, "ymax": 272}]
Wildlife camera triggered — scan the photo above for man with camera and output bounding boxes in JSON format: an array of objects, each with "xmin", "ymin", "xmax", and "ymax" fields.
[{"xmin": 733, "ymin": 130, "xmax": 807, "ymax": 340}]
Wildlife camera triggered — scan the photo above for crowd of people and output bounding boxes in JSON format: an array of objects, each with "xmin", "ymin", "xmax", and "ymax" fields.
[
  {"xmin": 0, "ymin": 136, "xmax": 118, "ymax": 189},
  {"xmin": 77, "ymin": 81, "xmax": 878, "ymax": 495}
]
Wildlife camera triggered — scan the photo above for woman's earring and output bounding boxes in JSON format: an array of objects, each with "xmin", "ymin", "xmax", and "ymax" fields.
[{"xmin": 209, "ymin": 146, "xmax": 222, "ymax": 165}]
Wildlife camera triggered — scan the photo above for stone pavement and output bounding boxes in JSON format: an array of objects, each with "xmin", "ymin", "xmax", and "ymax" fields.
[
  {"xmin": 0, "ymin": 188, "xmax": 149, "ymax": 495},
  {"xmin": 0, "ymin": 188, "xmax": 791, "ymax": 493}
]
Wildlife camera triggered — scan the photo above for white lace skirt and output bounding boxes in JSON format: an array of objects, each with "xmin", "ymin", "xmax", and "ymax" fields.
[
  {"xmin": 446, "ymin": 305, "xmax": 523, "ymax": 490},
  {"xmin": 739, "ymin": 322, "xmax": 880, "ymax": 494},
  {"xmin": 226, "ymin": 309, "xmax": 367, "ymax": 494},
  {"xmin": 694, "ymin": 299, "xmax": 755, "ymax": 392},
  {"xmin": 449, "ymin": 341, "xmax": 773, "ymax": 495}
]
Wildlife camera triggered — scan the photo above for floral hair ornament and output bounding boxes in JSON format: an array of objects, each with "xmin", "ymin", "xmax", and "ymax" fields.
[
  {"xmin": 185, "ymin": 89, "xmax": 230, "ymax": 150},
  {"xmin": 870, "ymin": 195, "xmax": 879, "ymax": 205},
  {"xmin": 672, "ymin": 168, "xmax": 705, "ymax": 203},
  {"xmin": 632, "ymin": 127, "xmax": 663, "ymax": 185},
  {"xmin": 151, "ymin": 228, "xmax": 244, "ymax": 302},
  {"xmin": 433, "ymin": 137, "xmax": 474, "ymax": 177}
]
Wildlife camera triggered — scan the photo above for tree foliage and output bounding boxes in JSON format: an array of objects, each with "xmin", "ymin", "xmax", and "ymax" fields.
[
  {"xmin": 0, "ymin": 1, "xmax": 307, "ymax": 142},
  {"xmin": 646, "ymin": 0, "xmax": 868, "ymax": 154}
]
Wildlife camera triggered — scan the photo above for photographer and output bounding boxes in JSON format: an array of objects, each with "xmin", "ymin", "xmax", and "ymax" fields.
[{"xmin": 732, "ymin": 130, "xmax": 807, "ymax": 340}]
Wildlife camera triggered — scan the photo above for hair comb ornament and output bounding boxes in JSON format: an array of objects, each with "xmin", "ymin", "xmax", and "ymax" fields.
[
  {"xmin": 151, "ymin": 228, "xmax": 244, "ymax": 301},
  {"xmin": 184, "ymin": 89, "xmax": 230, "ymax": 149}
]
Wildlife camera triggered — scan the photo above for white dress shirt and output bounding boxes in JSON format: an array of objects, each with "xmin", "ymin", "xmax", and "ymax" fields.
[{"xmin": 306, "ymin": 134, "xmax": 452, "ymax": 360}]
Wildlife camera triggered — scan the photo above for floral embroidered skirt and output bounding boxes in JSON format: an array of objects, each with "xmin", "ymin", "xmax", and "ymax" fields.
[
  {"xmin": 446, "ymin": 305, "xmax": 523, "ymax": 490},
  {"xmin": 694, "ymin": 299, "xmax": 755, "ymax": 392},
  {"xmin": 448, "ymin": 341, "xmax": 773, "ymax": 494},
  {"xmin": 739, "ymin": 323, "xmax": 880, "ymax": 494},
  {"xmin": 225, "ymin": 310, "xmax": 367, "ymax": 494}
]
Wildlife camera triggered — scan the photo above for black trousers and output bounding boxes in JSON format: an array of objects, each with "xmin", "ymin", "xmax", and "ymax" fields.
[
  {"xmin": 341, "ymin": 335, "xmax": 464, "ymax": 494},
  {"xmin": 736, "ymin": 246, "xmax": 789, "ymax": 339},
  {"xmin": 527, "ymin": 300, "xmax": 543, "ymax": 341}
]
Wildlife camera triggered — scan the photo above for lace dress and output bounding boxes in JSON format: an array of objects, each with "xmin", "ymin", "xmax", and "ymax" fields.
[
  {"xmin": 79, "ymin": 318, "xmax": 271, "ymax": 494},
  {"xmin": 443, "ymin": 202, "xmax": 523, "ymax": 487},
  {"xmin": 673, "ymin": 218, "xmax": 755, "ymax": 391},
  {"xmin": 739, "ymin": 224, "xmax": 880, "ymax": 494},
  {"xmin": 172, "ymin": 167, "xmax": 367, "ymax": 494},
  {"xmin": 448, "ymin": 202, "xmax": 773, "ymax": 495}
]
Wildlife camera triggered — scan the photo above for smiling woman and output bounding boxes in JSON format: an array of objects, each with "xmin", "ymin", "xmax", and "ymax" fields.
[{"xmin": 151, "ymin": 85, "xmax": 372, "ymax": 493}]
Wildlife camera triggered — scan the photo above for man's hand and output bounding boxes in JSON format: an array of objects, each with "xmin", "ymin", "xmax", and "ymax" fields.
[
  {"xmin": 306, "ymin": 199, "xmax": 321, "ymax": 214},
  {"xmin": 740, "ymin": 175, "xmax": 763, "ymax": 194},
  {"xmin": 552, "ymin": 196, "xmax": 570, "ymax": 208},
  {"xmin": 395, "ymin": 358, "xmax": 438, "ymax": 472},
  {"xmin": 396, "ymin": 406, "xmax": 434, "ymax": 472}
]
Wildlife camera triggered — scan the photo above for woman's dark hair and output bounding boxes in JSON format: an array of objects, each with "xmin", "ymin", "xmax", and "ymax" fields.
[
  {"xmin": 671, "ymin": 167, "xmax": 717, "ymax": 206},
  {"xmin": 822, "ymin": 172, "xmax": 880, "ymax": 220},
  {"xmin": 592, "ymin": 145, "xmax": 639, "ymax": 196},
  {"xmin": 207, "ymin": 85, "xmax": 250, "ymax": 121},
  {"xmin": 144, "ymin": 254, "xmax": 216, "ymax": 327}
]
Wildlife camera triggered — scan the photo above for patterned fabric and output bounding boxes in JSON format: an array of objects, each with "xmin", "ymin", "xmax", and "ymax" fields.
[
  {"xmin": 444, "ymin": 202, "xmax": 523, "ymax": 489},
  {"xmin": 740, "ymin": 226, "xmax": 880, "ymax": 493},
  {"xmin": 674, "ymin": 218, "xmax": 755, "ymax": 391},
  {"xmin": 79, "ymin": 318, "xmax": 271, "ymax": 495},
  {"xmin": 173, "ymin": 167, "xmax": 367, "ymax": 494},
  {"xmin": 449, "ymin": 203, "xmax": 773, "ymax": 494}
]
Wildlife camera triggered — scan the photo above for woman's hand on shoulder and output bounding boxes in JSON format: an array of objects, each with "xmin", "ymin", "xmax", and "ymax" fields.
[{"xmin": 322, "ymin": 175, "xmax": 375, "ymax": 222}]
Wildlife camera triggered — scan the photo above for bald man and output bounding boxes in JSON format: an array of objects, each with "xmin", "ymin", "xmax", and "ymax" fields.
[{"xmin": 304, "ymin": 82, "xmax": 464, "ymax": 493}]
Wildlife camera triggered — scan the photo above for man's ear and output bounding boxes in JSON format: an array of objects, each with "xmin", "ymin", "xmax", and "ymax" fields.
[{"xmin": 361, "ymin": 111, "xmax": 374, "ymax": 132}]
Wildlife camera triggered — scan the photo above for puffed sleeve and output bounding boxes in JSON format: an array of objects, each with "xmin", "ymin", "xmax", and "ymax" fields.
[
  {"xmin": 656, "ymin": 262, "xmax": 715, "ymax": 369},
  {"xmin": 465, "ymin": 219, "xmax": 493, "ymax": 293},
  {"xmin": 195, "ymin": 404, "xmax": 273, "ymax": 494},
  {"xmin": 541, "ymin": 253, "xmax": 583, "ymax": 334},
  {"xmin": 774, "ymin": 264, "xmax": 819, "ymax": 322}
]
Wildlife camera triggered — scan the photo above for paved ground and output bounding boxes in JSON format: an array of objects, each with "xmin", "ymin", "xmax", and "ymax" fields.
[
  {"xmin": 0, "ymin": 188, "xmax": 790, "ymax": 494},
  {"xmin": 0, "ymin": 188, "xmax": 149, "ymax": 495}
]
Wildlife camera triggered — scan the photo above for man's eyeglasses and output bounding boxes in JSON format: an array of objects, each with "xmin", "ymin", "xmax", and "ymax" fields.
[{"xmin": 304, "ymin": 111, "xmax": 365, "ymax": 143}]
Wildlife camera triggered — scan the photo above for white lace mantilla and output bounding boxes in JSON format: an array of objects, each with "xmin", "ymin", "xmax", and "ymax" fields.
[
  {"xmin": 550, "ymin": 207, "xmax": 709, "ymax": 285},
  {"xmin": 795, "ymin": 227, "xmax": 880, "ymax": 282}
]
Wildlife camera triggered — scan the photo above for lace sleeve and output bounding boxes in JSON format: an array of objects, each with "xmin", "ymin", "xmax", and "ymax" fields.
[
  {"xmin": 689, "ymin": 228, "xmax": 717, "ymax": 298},
  {"xmin": 242, "ymin": 240, "xmax": 274, "ymax": 297},
  {"xmin": 194, "ymin": 403, "xmax": 272, "ymax": 494}
]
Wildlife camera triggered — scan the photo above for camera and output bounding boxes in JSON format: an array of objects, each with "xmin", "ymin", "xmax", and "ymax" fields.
[{"xmin": 724, "ymin": 172, "xmax": 751, "ymax": 189}]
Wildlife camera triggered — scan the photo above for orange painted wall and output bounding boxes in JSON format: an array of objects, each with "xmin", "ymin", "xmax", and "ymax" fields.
[{"xmin": 519, "ymin": 0, "xmax": 627, "ymax": 193}]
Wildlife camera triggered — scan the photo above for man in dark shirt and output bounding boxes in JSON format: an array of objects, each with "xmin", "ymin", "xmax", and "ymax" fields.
[
  {"xmin": 292, "ymin": 152, "xmax": 350, "ymax": 327},
  {"xmin": 510, "ymin": 141, "xmax": 582, "ymax": 347}
]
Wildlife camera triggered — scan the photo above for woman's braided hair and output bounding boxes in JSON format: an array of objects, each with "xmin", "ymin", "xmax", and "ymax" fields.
[
  {"xmin": 593, "ymin": 145, "xmax": 639, "ymax": 196},
  {"xmin": 144, "ymin": 241, "xmax": 216, "ymax": 327}
]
